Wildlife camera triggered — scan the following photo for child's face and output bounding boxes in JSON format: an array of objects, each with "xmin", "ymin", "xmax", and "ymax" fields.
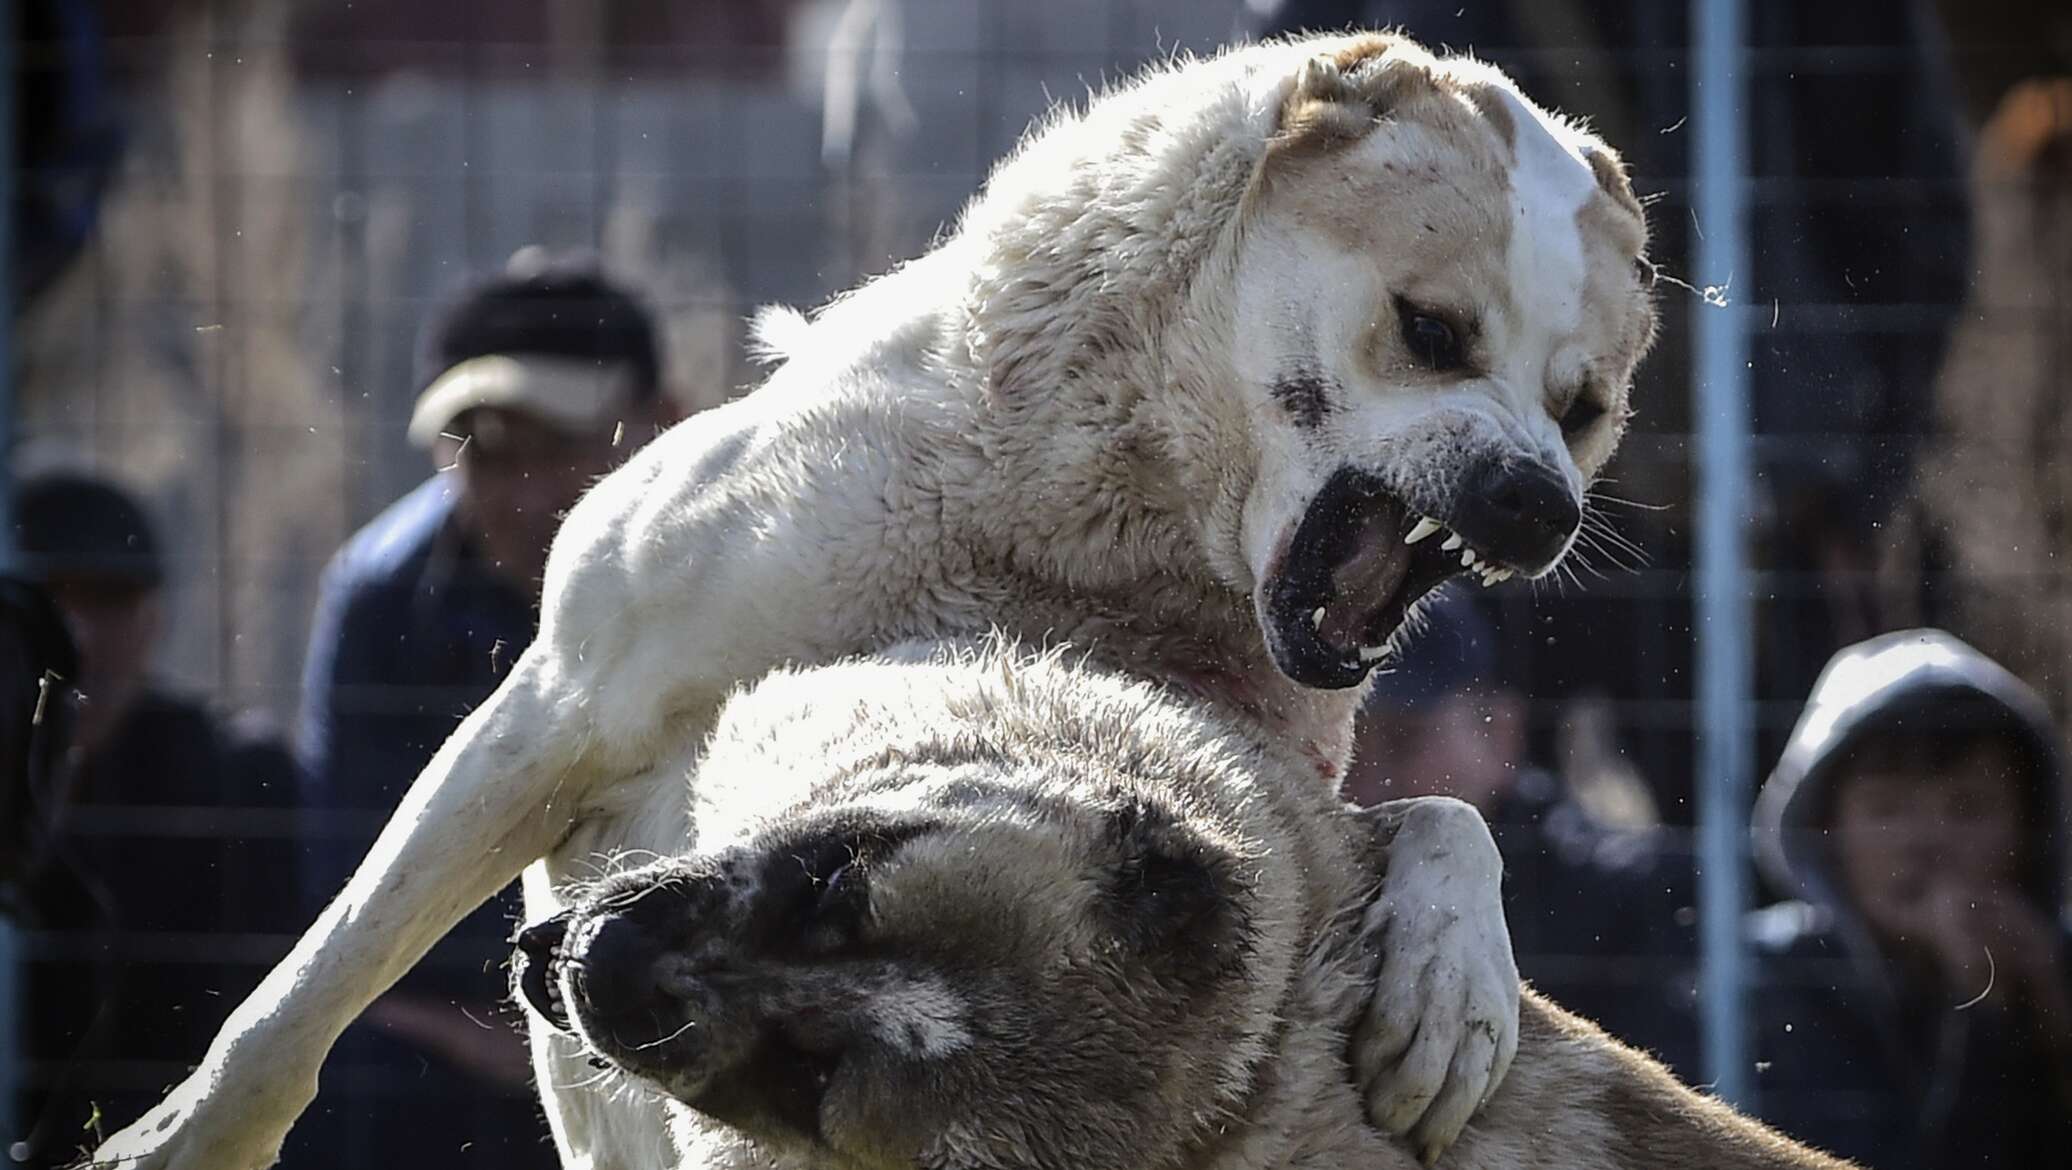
[{"xmin": 1830, "ymin": 737, "xmax": 2025, "ymax": 947}]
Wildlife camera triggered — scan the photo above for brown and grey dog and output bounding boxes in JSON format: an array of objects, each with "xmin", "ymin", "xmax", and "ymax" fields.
[
  {"xmin": 94, "ymin": 31, "xmax": 1657, "ymax": 1170},
  {"xmin": 522, "ymin": 642, "xmax": 1851, "ymax": 1170}
]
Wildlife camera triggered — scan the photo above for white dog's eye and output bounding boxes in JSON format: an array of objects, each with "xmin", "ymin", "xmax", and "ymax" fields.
[
  {"xmin": 1395, "ymin": 297, "xmax": 1465, "ymax": 372},
  {"xmin": 1560, "ymin": 394, "xmax": 1609, "ymax": 438}
]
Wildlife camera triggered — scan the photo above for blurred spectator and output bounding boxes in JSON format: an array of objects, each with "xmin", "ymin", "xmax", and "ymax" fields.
[
  {"xmin": 1749, "ymin": 630, "xmax": 2072, "ymax": 1169},
  {"xmin": 1348, "ymin": 592, "xmax": 1699, "ymax": 1077},
  {"xmin": 0, "ymin": 575, "xmax": 83, "ymax": 1169},
  {"xmin": 1880, "ymin": 79, "xmax": 2072, "ymax": 717},
  {"xmin": 5, "ymin": 472, "xmax": 302, "ymax": 1169},
  {"xmin": 0, "ymin": 576, "xmax": 77, "ymax": 902},
  {"xmin": 292, "ymin": 256, "xmax": 676, "ymax": 1167}
]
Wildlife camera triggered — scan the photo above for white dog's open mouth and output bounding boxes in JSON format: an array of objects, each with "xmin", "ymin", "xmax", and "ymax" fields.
[{"xmin": 1259, "ymin": 468, "xmax": 1521, "ymax": 689}]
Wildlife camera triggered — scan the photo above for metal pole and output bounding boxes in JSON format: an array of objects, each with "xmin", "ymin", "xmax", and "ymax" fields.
[
  {"xmin": 1691, "ymin": 0, "xmax": 1753, "ymax": 1107},
  {"xmin": 0, "ymin": 0, "xmax": 20, "ymax": 1149}
]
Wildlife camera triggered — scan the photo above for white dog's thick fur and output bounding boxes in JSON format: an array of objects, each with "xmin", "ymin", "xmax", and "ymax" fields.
[{"xmin": 92, "ymin": 32, "xmax": 1655, "ymax": 1170}]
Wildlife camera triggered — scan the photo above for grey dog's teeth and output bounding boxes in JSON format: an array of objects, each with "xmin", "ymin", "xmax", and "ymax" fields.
[
  {"xmin": 1441, "ymin": 532, "xmax": 1465, "ymax": 552},
  {"xmin": 1358, "ymin": 644, "xmax": 1390, "ymax": 662},
  {"xmin": 1404, "ymin": 517, "xmax": 1443, "ymax": 545},
  {"xmin": 1311, "ymin": 606, "xmax": 1326, "ymax": 629},
  {"xmin": 1461, "ymin": 547, "xmax": 1479, "ymax": 568}
]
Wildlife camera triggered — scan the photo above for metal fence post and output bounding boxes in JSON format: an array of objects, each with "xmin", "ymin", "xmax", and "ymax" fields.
[
  {"xmin": 1692, "ymin": 0, "xmax": 1754, "ymax": 1108},
  {"xmin": 0, "ymin": 0, "xmax": 20, "ymax": 1148}
]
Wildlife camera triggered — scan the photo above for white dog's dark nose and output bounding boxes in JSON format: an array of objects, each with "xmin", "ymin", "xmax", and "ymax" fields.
[{"xmin": 1449, "ymin": 457, "xmax": 1580, "ymax": 574}]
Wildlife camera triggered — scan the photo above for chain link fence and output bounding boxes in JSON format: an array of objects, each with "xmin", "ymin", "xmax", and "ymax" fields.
[{"xmin": 7, "ymin": 1, "xmax": 2067, "ymax": 1167}]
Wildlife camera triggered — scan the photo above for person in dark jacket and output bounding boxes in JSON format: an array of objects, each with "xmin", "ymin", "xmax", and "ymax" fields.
[
  {"xmin": 1748, "ymin": 629, "xmax": 2072, "ymax": 1170},
  {"xmin": 5, "ymin": 472, "xmax": 302, "ymax": 1169},
  {"xmin": 1348, "ymin": 592, "xmax": 1700, "ymax": 1078},
  {"xmin": 290, "ymin": 255, "xmax": 676, "ymax": 1168}
]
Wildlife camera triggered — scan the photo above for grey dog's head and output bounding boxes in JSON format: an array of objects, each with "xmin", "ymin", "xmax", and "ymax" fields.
[{"xmin": 517, "ymin": 758, "xmax": 1291, "ymax": 1170}]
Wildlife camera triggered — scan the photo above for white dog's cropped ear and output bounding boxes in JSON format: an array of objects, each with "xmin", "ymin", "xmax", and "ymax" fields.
[{"xmin": 1271, "ymin": 35, "xmax": 1438, "ymax": 156}]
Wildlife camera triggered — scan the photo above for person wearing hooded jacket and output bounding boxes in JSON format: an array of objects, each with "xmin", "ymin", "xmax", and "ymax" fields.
[{"xmin": 1748, "ymin": 629, "xmax": 2072, "ymax": 1169}]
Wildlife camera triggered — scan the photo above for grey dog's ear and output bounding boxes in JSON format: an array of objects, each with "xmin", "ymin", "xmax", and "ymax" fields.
[{"xmin": 1101, "ymin": 797, "xmax": 1245, "ymax": 969}]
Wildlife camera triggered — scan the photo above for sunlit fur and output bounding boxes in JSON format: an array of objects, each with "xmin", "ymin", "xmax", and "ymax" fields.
[
  {"xmin": 91, "ymin": 32, "xmax": 1653, "ymax": 1170},
  {"xmin": 577, "ymin": 641, "xmax": 1848, "ymax": 1170}
]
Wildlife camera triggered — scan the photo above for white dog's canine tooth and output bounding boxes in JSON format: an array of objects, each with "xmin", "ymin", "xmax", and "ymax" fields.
[
  {"xmin": 1405, "ymin": 517, "xmax": 1442, "ymax": 545},
  {"xmin": 1441, "ymin": 532, "xmax": 1464, "ymax": 552}
]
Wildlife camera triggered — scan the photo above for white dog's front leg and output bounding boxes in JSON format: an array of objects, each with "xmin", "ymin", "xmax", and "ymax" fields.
[
  {"xmin": 88, "ymin": 653, "xmax": 597, "ymax": 1170},
  {"xmin": 1349, "ymin": 795, "xmax": 1519, "ymax": 1164}
]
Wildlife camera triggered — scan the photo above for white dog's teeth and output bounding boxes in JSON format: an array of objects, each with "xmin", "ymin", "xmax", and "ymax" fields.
[
  {"xmin": 1405, "ymin": 517, "xmax": 1442, "ymax": 545},
  {"xmin": 1359, "ymin": 644, "xmax": 1390, "ymax": 662},
  {"xmin": 1441, "ymin": 532, "xmax": 1465, "ymax": 552},
  {"xmin": 1311, "ymin": 606, "xmax": 1326, "ymax": 629}
]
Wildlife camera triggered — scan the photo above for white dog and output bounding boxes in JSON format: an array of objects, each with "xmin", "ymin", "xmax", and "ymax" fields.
[{"xmin": 92, "ymin": 31, "xmax": 1655, "ymax": 1170}]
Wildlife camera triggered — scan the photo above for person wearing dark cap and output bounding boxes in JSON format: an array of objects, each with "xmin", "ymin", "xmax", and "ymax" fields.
[
  {"xmin": 13, "ymin": 471, "xmax": 168, "ymax": 763},
  {"xmin": 1748, "ymin": 630, "xmax": 2072, "ymax": 1169},
  {"xmin": 0, "ymin": 574, "xmax": 85, "ymax": 1169},
  {"xmin": 1347, "ymin": 590, "xmax": 1699, "ymax": 1078},
  {"xmin": 6, "ymin": 471, "xmax": 302, "ymax": 1169},
  {"xmin": 290, "ymin": 257, "xmax": 677, "ymax": 1169}
]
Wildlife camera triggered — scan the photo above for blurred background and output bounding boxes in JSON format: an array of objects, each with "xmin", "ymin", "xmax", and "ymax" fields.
[{"xmin": 3, "ymin": 0, "xmax": 2069, "ymax": 1168}]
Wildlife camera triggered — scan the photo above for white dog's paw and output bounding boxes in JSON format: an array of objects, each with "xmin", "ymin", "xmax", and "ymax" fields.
[
  {"xmin": 1351, "ymin": 797, "xmax": 1520, "ymax": 1164},
  {"xmin": 83, "ymin": 1063, "xmax": 306, "ymax": 1170}
]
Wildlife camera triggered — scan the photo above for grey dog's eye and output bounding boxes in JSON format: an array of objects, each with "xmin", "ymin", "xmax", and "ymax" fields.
[
  {"xmin": 820, "ymin": 861, "xmax": 853, "ymax": 901},
  {"xmin": 1396, "ymin": 298, "xmax": 1464, "ymax": 372},
  {"xmin": 814, "ymin": 859, "xmax": 868, "ymax": 928}
]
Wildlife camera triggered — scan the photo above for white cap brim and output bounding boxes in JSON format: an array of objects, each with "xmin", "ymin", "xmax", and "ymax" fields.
[{"xmin": 407, "ymin": 354, "xmax": 637, "ymax": 448}]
